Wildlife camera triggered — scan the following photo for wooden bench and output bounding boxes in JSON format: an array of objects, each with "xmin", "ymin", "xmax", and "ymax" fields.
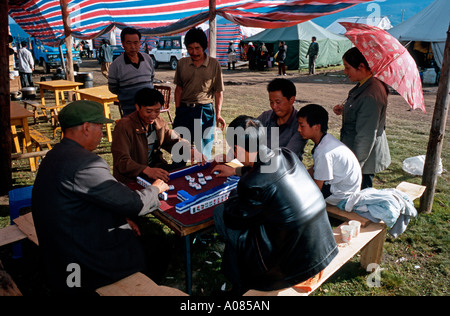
[
  {"xmin": 96, "ymin": 272, "xmax": 188, "ymax": 296},
  {"xmin": 243, "ymin": 182, "xmax": 426, "ymax": 296},
  {"xmin": 0, "ymin": 213, "xmax": 38, "ymax": 248},
  {"xmin": 0, "ymin": 260, "xmax": 22, "ymax": 296},
  {"xmin": 25, "ymin": 128, "xmax": 52, "ymax": 167},
  {"xmin": 23, "ymin": 100, "xmax": 48, "ymax": 124}
]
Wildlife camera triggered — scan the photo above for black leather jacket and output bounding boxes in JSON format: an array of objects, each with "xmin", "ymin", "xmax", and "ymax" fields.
[{"xmin": 223, "ymin": 147, "xmax": 338, "ymax": 291}]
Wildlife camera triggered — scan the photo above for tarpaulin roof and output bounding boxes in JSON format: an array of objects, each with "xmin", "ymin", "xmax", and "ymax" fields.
[{"xmin": 8, "ymin": 0, "xmax": 372, "ymax": 46}]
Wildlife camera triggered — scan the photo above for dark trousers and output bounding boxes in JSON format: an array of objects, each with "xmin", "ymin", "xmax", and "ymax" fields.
[
  {"xmin": 20, "ymin": 72, "xmax": 33, "ymax": 87},
  {"xmin": 361, "ymin": 174, "xmax": 374, "ymax": 190}
]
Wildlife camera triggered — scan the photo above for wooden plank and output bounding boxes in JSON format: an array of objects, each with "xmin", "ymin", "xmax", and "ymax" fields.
[
  {"xmin": 0, "ymin": 260, "xmax": 22, "ymax": 296},
  {"xmin": 326, "ymin": 204, "xmax": 372, "ymax": 227},
  {"xmin": 13, "ymin": 213, "xmax": 39, "ymax": 246},
  {"xmin": 395, "ymin": 182, "xmax": 426, "ymax": 201},
  {"xmin": 96, "ymin": 272, "xmax": 188, "ymax": 296},
  {"xmin": 244, "ymin": 222, "xmax": 386, "ymax": 296},
  {"xmin": 0, "ymin": 225, "xmax": 27, "ymax": 247}
]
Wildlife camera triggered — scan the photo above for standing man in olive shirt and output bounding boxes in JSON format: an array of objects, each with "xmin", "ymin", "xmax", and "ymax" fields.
[{"xmin": 173, "ymin": 27, "xmax": 225, "ymax": 160}]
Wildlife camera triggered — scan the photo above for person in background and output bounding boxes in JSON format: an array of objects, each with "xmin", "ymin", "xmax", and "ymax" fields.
[
  {"xmin": 333, "ymin": 47, "xmax": 390, "ymax": 189},
  {"xmin": 112, "ymin": 88, "xmax": 205, "ymax": 184},
  {"xmin": 18, "ymin": 41, "xmax": 34, "ymax": 87},
  {"xmin": 227, "ymin": 41, "xmax": 236, "ymax": 70},
  {"xmin": 247, "ymin": 42, "xmax": 256, "ymax": 70},
  {"xmin": 173, "ymin": 27, "xmax": 225, "ymax": 160},
  {"xmin": 297, "ymin": 104, "xmax": 362, "ymax": 205},
  {"xmin": 108, "ymin": 27, "xmax": 154, "ymax": 116},
  {"xmin": 213, "ymin": 78, "xmax": 307, "ymax": 177},
  {"xmin": 32, "ymin": 100, "xmax": 169, "ymax": 295},
  {"xmin": 276, "ymin": 41, "xmax": 287, "ymax": 76},
  {"xmin": 212, "ymin": 115, "xmax": 338, "ymax": 294},
  {"xmin": 306, "ymin": 36, "xmax": 319, "ymax": 75},
  {"xmin": 99, "ymin": 39, "xmax": 113, "ymax": 79}
]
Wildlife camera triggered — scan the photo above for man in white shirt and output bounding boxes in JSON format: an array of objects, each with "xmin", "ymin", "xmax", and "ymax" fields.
[
  {"xmin": 297, "ymin": 104, "xmax": 361, "ymax": 205},
  {"xmin": 18, "ymin": 41, "xmax": 34, "ymax": 87}
]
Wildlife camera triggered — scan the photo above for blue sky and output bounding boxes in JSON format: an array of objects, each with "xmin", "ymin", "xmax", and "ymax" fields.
[{"xmin": 312, "ymin": 0, "xmax": 435, "ymax": 27}]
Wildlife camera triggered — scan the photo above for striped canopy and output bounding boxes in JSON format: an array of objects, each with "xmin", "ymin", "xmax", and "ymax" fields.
[{"xmin": 9, "ymin": 0, "xmax": 372, "ymax": 46}]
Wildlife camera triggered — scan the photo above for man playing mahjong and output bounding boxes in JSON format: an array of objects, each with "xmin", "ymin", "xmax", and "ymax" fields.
[{"xmin": 112, "ymin": 87, "xmax": 206, "ymax": 184}]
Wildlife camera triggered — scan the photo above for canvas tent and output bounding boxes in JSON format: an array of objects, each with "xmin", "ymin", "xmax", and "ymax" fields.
[
  {"xmin": 326, "ymin": 16, "xmax": 392, "ymax": 35},
  {"xmin": 388, "ymin": 0, "xmax": 449, "ymax": 69},
  {"xmin": 241, "ymin": 20, "xmax": 352, "ymax": 70}
]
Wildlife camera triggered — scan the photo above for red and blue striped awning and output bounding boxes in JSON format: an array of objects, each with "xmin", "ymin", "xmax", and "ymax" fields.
[{"xmin": 9, "ymin": 0, "xmax": 372, "ymax": 46}]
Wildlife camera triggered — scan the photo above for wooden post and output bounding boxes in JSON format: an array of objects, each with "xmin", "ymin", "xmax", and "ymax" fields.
[
  {"xmin": 0, "ymin": 0, "xmax": 12, "ymax": 195},
  {"xmin": 60, "ymin": 0, "xmax": 75, "ymax": 99},
  {"xmin": 419, "ymin": 24, "xmax": 450, "ymax": 213},
  {"xmin": 208, "ymin": 0, "xmax": 216, "ymax": 58}
]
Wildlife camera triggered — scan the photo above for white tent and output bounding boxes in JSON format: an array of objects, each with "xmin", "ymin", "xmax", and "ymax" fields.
[
  {"xmin": 326, "ymin": 16, "xmax": 392, "ymax": 35},
  {"xmin": 388, "ymin": 0, "xmax": 450, "ymax": 68}
]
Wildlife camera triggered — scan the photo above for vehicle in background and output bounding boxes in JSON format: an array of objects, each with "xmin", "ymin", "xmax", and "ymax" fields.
[
  {"xmin": 149, "ymin": 36, "xmax": 187, "ymax": 70},
  {"xmin": 31, "ymin": 37, "xmax": 82, "ymax": 73}
]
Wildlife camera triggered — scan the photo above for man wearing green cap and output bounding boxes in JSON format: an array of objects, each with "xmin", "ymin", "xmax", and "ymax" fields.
[{"xmin": 32, "ymin": 100, "xmax": 169, "ymax": 295}]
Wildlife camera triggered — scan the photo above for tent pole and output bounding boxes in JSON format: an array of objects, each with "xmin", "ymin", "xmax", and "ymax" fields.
[
  {"xmin": 60, "ymin": 0, "xmax": 75, "ymax": 99},
  {"xmin": 419, "ymin": 23, "xmax": 450, "ymax": 213},
  {"xmin": 209, "ymin": 0, "xmax": 216, "ymax": 58},
  {"xmin": 0, "ymin": 0, "xmax": 12, "ymax": 194}
]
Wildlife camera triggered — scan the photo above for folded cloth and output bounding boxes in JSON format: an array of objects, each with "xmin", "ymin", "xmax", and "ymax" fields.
[{"xmin": 337, "ymin": 188, "xmax": 418, "ymax": 237}]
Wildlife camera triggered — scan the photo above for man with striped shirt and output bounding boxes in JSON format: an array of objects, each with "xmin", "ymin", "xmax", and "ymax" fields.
[{"xmin": 108, "ymin": 27, "xmax": 154, "ymax": 116}]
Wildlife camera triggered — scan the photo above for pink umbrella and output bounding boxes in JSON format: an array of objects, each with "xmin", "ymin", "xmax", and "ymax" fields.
[{"xmin": 340, "ymin": 22, "xmax": 426, "ymax": 112}]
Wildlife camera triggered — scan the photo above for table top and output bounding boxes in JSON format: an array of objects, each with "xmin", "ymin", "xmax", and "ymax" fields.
[
  {"xmin": 78, "ymin": 85, "xmax": 118, "ymax": 100},
  {"xmin": 36, "ymin": 79, "xmax": 83, "ymax": 88},
  {"xmin": 130, "ymin": 163, "xmax": 232, "ymax": 236},
  {"xmin": 10, "ymin": 101, "xmax": 33, "ymax": 120}
]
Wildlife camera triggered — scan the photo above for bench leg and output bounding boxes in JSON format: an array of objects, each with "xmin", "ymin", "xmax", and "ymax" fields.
[{"xmin": 360, "ymin": 226, "xmax": 387, "ymax": 269}]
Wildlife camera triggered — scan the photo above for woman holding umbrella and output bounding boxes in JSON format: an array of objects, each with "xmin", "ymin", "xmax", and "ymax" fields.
[{"xmin": 333, "ymin": 47, "xmax": 391, "ymax": 189}]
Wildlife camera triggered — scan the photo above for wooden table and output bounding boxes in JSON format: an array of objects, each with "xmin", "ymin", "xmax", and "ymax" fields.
[
  {"xmin": 10, "ymin": 101, "xmax": 36, "ymax": 171},
  {"xmin": 36, "ymin": 79, "xmax": 83, "ymax": 108},
  {"xmin": 77, "ymin": 85, "xmax": 118, "ymax": 142}
]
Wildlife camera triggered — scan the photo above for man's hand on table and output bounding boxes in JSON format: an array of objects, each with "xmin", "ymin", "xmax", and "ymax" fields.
[
  {"xmin": 143, "ymin": 167, "xmax": 170, "ymax": 182},
  {"xmin": 152, "ymin": 179, "xmax": 169, "ymax": 194}
]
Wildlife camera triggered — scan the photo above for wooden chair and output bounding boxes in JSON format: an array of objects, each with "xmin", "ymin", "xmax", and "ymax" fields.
[{"xmin": 154, "ymin": 85, "xmax": 173, "ymax": 124}]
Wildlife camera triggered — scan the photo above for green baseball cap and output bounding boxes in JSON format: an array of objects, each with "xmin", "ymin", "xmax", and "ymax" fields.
[{"xmin": 58, "ymin": 100, "xmax": 115, "ymax": 129}]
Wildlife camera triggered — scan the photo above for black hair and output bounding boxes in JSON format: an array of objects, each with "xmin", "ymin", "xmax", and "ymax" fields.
[
  {"xmin": 21, "ymin": 41, "xmax": 27, "ymax": 48},
  {"xmin": 267, "ymin": 78, "xmax": 296, "ymax": 100},
  {"xmin": 134, "ymin": 88, "xmax": 165, "ymax": 108},
  {"xmin": 343, "ymin": 47, "xmax": 370, "ymax": 70},
  {"xmin": 184, "ymin": 27, "xmax": 208, "ymax": 51},
  {"xmin": 297, "ymin": 104, "xmax": 329, "ymax": 134},
  {"xmin": 121, "ymin": 27, "xmax": 141, "ymax": 43},
  {"xmin": 226, "ymin": 115, "xmax": 266, "ymax": 154}
]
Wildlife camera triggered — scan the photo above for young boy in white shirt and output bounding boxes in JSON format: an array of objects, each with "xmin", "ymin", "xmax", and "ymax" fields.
[{"xmin": 297, "ymin": 104, "xmax": 362, "ymax": 205}]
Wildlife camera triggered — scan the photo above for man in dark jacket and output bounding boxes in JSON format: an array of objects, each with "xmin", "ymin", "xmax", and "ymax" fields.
[
  {"xmin": 32, "ymin": 100, "xmax": 169, "ymax": 295},
  {"xmin": 213, "ymin": 115, "xmax": 338, "ymax": 293}
]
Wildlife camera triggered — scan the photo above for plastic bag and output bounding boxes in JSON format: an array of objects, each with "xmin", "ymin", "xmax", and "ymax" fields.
[{"xmin": 402, "ymin": 155, "xmax": 443, "ymax": 176}]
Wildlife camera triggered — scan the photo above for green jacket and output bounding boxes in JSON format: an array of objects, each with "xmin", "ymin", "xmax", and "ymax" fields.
[{"xmin": 340, "ymin": 77, "xmax": 391, "ymax": 174}]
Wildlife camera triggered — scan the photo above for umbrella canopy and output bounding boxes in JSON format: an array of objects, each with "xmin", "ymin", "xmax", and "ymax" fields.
[{"xmin": 340, "ymin": 22, "xmax": 425, "ymax": 112}]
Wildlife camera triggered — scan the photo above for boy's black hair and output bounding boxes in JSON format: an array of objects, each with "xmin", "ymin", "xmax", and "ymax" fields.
[
  {"xmin": 297, "ymin": 104, "xmax": 329, "ymax": 134},
  {"xmin": 121, "ymin": 27, "xmax": 142, "ymax": 43},
  {"xmin": 267, "ymin": 78, "xmax": 296, "ymax": 100},
  {"xmin": 184, "ymin": 27, "xmax": 208, "ymax": 51},
  {"xmin": 135, "ymin": 88, "xmax": 165, "ymax": 108}
]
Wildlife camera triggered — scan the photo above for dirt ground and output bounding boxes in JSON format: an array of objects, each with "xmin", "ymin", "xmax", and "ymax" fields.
[{"xmin": 1, "ymin": 57, "xmax": 447, "ymax": 296}]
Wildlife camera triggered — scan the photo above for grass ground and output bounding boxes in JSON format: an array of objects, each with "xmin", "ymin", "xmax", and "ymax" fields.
[{"xmin": 1, "ymin": 61, "xmax": 448, "ymax": 296}]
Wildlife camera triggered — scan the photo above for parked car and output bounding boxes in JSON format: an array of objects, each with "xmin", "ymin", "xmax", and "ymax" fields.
[{"xmin": 149, "ymin": 36, "xmax": 187, "ymax": 70}]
